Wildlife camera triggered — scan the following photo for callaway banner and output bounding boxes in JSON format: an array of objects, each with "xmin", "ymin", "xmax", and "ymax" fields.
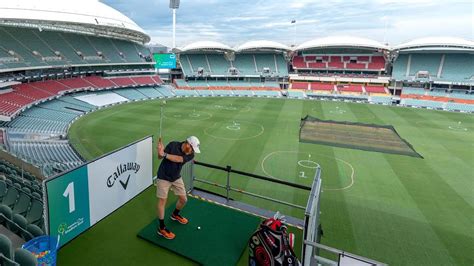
[{"xmin": 45, "ymin": 136, "xmax": 153, "ymax": 248}]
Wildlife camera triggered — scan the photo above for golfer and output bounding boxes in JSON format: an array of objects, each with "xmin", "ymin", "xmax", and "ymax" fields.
[{"xmin": 156, "ymin": 136, "xmax": 200, "ymax": 240}]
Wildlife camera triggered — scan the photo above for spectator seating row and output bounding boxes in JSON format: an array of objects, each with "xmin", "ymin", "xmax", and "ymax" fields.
[
  {"xmin": 0, "ymin": 234, "xmax": 37, "ymax": 266},
  {"xmin": 0, "ymin": 76, "xmax": 163, "ymax": 116},
  {"xmin": 0, "ymin": 25, "xmax": 151, "ymax": 70},
  {"xmin": 293, "ymin": 55, "xmax": 386, "ymax": 71},
  {"xmin": 181, "ymin": 53, "xmax": 288, "ymax": 77}
]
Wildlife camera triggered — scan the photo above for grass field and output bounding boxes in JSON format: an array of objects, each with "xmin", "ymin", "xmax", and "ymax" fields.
[{"xmin": 64, "ymin": 97, "xmax": 474, "ymax": 265}]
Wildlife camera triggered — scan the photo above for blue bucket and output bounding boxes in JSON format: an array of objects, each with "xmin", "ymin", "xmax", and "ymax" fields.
[{"xmin": 22, "ymin": 236, "xmax": 58, "ymax": 266}]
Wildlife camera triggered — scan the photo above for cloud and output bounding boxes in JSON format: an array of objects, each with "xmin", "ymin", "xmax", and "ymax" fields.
[{"xmin": 102, "ymin": 0, "xmax": 473, "ymax": 47}]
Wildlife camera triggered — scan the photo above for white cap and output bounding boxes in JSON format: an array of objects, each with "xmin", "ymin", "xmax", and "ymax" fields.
[{"xmin": 186, "ymin": 136, "xmax": 201, "ymax": 153}]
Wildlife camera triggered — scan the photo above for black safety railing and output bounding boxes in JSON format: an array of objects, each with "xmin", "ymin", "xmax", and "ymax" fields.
[{"xmin": 190, "ymin": 160, "xmax": 312, "ymax": 210}]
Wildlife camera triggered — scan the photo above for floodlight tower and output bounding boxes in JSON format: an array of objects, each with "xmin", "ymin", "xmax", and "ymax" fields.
[{"xmin": 170, "ymin": 0, "xmax": 180, "ymax": 48}]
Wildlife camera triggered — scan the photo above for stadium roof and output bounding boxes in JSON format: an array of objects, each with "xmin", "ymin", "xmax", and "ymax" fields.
[
  {"xmin": 0, "ymin": 0, "xmax": 150, "ymax": 43},
  {"xmin": 179, "ymin": 41, "xmax": 233, "ymax": 53},
  {"xmin": 394, "ymin": 37, "xmax": 474, "ymax": 52},
  {"xmin": 295, "ymin": 36, "xmax": 389, "ymax": 51},
  {"xmin": 235, "ymin": 40, "xmax": 290, "ymax": 52}
]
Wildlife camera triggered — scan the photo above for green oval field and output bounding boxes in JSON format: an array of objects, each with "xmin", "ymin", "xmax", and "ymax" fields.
[{"xmin": 67, "ymin": 97, "xmax": 474, "ymax": 265}]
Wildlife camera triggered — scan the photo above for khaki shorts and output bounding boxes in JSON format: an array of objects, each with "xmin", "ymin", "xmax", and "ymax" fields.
[{"xmin": 156, "ymin": 178, "xmax": 187, "ymax": 198}]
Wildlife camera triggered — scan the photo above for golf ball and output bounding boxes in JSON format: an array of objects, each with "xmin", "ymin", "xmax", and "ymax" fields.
[{"xmin": 197, "ymin": 226, "xmax": 201, "ymax": 230}]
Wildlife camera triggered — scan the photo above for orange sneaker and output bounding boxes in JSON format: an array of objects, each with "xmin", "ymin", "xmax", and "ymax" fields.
[
  {"xmin": 157, "ymin": 227, "xmax": 175, "ymax": 240},
  {"xmin": 170, "ymin": 214, "xmax": 189, "ymax": 224}
]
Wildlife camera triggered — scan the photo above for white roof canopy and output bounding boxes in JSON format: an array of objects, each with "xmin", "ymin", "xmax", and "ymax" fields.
[
  {"xmin": 179, "ymin": 41, "xmax": 233, "ymax": 53},
  {"xmin": 236, "ymin": 40, "xmax": 290, "ymax": 52},
  {"xmin": 0, "ymin": 0, "xmax": 149, "ymax": 43},
  {"xmin": 295, "ymin": 36, "xmax": 389, "ymax": 51},
  {"xmin": 394, "ymin": 37, "xmax": 474, "ymax": 51}
]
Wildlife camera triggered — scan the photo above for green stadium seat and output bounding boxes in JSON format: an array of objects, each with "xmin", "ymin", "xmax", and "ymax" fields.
[
  {"xmin": 0, "ymin": 204, "xmax": 12, "ymax": 226},
  {"xmin": 25, "ymin": 200, "xmax": 43, "ymax": 225},
  {"xmin": 14, "ymin": 248, "xmax": 38, "ymax": 266},
  {"xmin": 1, "ymin": 187, "xmax": 19, "ymax": 208},
  {"xmin": 0, "ymin": 180, "xmax": 7, "ymax": 200},
  {"xmin": 0, "ymin": 234, "xmax": 13, "ymax": 260},
  {"xmin": 10, "ymin": 214, "xmax": 28, "ymax": 235},
  {"xmin": 12, "ymin": 192, "xmax": 31, "ymax": 216},
  {"xmin": 26, "ymin": 224, "xmax": 44, "ymax": 238}
]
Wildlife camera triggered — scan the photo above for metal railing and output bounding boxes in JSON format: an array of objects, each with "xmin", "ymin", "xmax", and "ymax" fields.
[{"xmin": 189, "ymin": 160, "xmax": 312, "ymax": 210}]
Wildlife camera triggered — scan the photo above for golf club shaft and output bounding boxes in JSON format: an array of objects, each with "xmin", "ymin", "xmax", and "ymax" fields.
[{"xmin": 159, "ymin": 106, "xmax": 163, "ymax": 142}]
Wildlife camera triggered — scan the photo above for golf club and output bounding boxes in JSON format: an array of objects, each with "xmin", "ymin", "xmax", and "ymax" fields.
[{"xmin": 159, "ymin": 100, "xmax": 167, "ymax": 142}]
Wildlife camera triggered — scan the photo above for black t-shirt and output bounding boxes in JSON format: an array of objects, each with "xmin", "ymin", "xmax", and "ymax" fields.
[{"xmin": 157, "ymin": 141, "xmax": 194, "ymax": 182}]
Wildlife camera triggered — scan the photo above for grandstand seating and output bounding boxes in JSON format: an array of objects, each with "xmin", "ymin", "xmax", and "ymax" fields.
[
  {"xmin": 291, "ymin": 82, "xmax": 309, "ymax": 90},
  {"xmin": 288, "ymin": 90, "xmax": 306, "ymax": 99},
  {"xmin": 173, "ymin": 90, "xmax": 198, "ymax": 97},
  {"xmin": 401, "ymin": 99, "xmax": 445, "ymax": 109},
  {"xmin": 109, "ymin": 77, "xmax": 136, "ymax": 87},
  {"xmin": 441, "ymin": 54, "xmax": 474, "ymax": 82},
  {"xmin": 0, "ymin": 159, "xmax": 45, "ymax": 239},
  {"xmin": 114, "ymin": 89, "xmax": 149, "ymax": 100},
  {"xmin": 337, "ymin": 84, "xmax": 363, "ymax": 93},
  {"xmin": 136, "ymin": 87, "xmax": 164, "ymax": 98},
  {"xmin": 293, "ymin": 54, "xmax": 386, "ymax": 71},
  {"xmin": 0, "ymin": 76, "xmax": 163, "ymax": 116},
  {"xmin": 180, "ymin": 53, "xmax": 288, "ymax": 77},
  {"xmin": 206, "ymin": 54, "xmax": 231, "ymax": 75},
  {"xmin": 445, "ymin": 102, "xmax": 474, "ymax": 112},
  {"xmin": 82, "ymin": 76, "xmax": 116, "ymax": 88},
  {"xmin": 0, "ymin": 26, "xmax": 151, "ymax": 70},
  {"xmin": 409, "ymin": 54, "xmax": 441, "ymax": 77},
  {"xmin": 233, "ymin": 54, "xmax": 257, "ymax": 76},
  {"xmin": 310, "ymin": 82, "xmax": 335, "ymax": 91},
  {"xmin": 370, "ymin": 96, "xmax": 392, "ymax": 104},
  {"xmin": 9, "ymin": 141, "xmax": 83, "ymax": 171},
  {"xmin": 365, "ymin": 85, "xmax": 387, "ymax": 94},
  {"xmin": 393, "ymin": 53, "xmax": 474, "ymax": 82}
]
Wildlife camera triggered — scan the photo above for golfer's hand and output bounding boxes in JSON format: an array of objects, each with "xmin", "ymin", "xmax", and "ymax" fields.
[{"xmin": 157, "ymin": 141, "xmax": 165, "ymax": 157}]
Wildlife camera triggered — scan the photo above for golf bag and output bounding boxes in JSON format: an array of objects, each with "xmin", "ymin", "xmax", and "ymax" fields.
[{"xmin": 248, "ymin": 213, "xmax": 301, "ymax": 266}]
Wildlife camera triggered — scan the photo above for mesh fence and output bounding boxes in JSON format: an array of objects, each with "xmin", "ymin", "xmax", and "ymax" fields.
[{"xmin": 300, "ymin": 116, "xmax": 423, "ymax": 158}]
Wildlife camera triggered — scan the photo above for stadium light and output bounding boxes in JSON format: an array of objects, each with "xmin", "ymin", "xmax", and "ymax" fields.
[{"xmin": 169, "ymin": 0, "xmax": 180, "ymax": 48}]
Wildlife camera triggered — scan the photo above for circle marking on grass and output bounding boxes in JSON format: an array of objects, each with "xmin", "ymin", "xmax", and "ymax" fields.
[
  {"xmin": 204, "ymin": 120, "xmax": 264, "ymax": 140},
  {"xmin": 214, "ymin": 104, "xmax": 251, "ymax": 112},
  {"xmin": 164, "ymin": 111, "xmax": 213, "ymax": 121},
  {"xmin": 448, "ymin": 121, "xmax": 468, "ymax": 131},
  {"xmin": 261, "ymin": 151, "xmax": 355, "ymax": 191},
  {"xmin": 297, "ymin": 160, "xmax": 320, "ymax": 169}
]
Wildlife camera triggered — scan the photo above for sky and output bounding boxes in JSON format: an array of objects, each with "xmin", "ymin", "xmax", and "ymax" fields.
[{"xmin": 103, "ymin": 0, "xmax": 473, "ymax": 48}]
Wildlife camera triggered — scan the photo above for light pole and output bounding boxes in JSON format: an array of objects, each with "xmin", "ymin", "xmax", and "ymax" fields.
[
  {"xmin": 291, "ymin": 19, "xmax": 296, "ymax": 47},
  {"xmin": 170, "ymin": 0, "xmax": 180, "ymax": 49}
]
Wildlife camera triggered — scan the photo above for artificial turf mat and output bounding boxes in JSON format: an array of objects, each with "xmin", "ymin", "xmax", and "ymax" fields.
[{"xmin": 137, "ymin": 197, "xmax": 261, "ymax": 266}]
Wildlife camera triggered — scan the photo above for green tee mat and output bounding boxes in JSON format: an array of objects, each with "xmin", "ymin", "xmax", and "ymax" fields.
[{"xmin": 137, "ymin": 196, "xmax": 261, "ymax": 266}]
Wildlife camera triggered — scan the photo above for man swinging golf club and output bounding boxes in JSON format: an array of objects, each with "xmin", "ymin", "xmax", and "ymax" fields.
[{"xmin": 156, "ymin": 136, "xmax": 200, "ymax": 240}]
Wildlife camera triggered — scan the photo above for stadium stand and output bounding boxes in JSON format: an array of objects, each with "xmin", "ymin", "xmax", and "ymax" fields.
[
  {"xmin": 0, "ymin": 27, "xmax": 152, "ymax": 71},
  {"xmin": 0, "ymin": 76, "xmax": 163, "ymax": 117},
  {"xmin": 293, "ymin": 53, "xmax": 386, "ymax": 72},
  {"xmin": 0, "ymin": 159, "xmax": 45, "ymax": 240}
]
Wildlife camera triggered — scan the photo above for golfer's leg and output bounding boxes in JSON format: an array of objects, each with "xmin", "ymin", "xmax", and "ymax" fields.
[
  {"xmin": 176, "ymin": 194, "xmax": 187, "ymax": 210},
  {"xmin": 174, "ymin": 178, "xmax": 188, "ymax": 210},
  {"xmin": 157, "ymin": 197, "xmax": 167, "ymax": 219}
]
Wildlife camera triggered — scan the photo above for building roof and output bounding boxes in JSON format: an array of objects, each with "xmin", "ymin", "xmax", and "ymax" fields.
[
  {"xmin": 235, "ymin": 40, "xmax": 290, "ymax": 52},
  {"xmin": 179, "ymin": 41, "xmax": 233, "ymax": 53},
  {"xmin": 394, "ymin": 37, "xmax": 474, "ymax": 51},
  {"xmin": 295, "ymin": 36, "xmax": 389, "ymax": 51},
  {"xmin": 0, "ymin": 0, "xmax": 149, "ymax": 43}
]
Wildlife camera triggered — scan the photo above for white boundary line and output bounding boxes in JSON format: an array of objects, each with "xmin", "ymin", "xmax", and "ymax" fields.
[
  {"xmin": 204, "ymin": 120, "xmax": 265, "ymax": 140},
  {"xmin": 261, "ymin": 151, "xmax": 355, "ymax": 191}
]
